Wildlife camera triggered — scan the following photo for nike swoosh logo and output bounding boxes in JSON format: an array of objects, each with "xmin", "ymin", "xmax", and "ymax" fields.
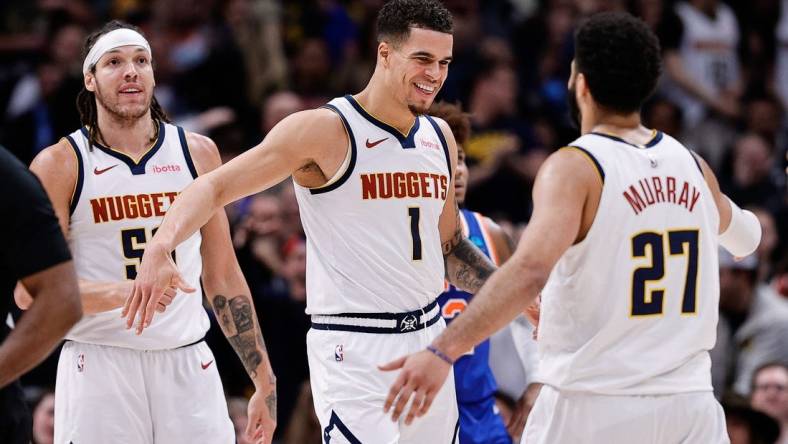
[
  {"xmin": 201, "ymin": 360, "xmax": 214, "ymax": 370},
  {"xmin": 366, "ymin": 137, "xmax": 388, "ymax": 148},
  {"xmin": 93, "ymin": 164, "xmax": 119, "ymax": 175}
]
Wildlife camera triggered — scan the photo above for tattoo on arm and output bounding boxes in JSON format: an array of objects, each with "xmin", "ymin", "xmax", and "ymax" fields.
[
  {"xmin": 443, "ymin": 204, "xmax": 496, "ymax": 293},
  {"xmin": 211, "ymin": 294, "xmax": 263, "ymax": 379},
  {"xmin": 265, "ymin": 390, "xmax": 277, "ymax": 421}
]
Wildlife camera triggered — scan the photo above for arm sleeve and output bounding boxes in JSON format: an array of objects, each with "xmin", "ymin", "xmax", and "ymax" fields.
[{"xmin": 0, "ymin": 146, "xmax": 71, "ymax": 279}]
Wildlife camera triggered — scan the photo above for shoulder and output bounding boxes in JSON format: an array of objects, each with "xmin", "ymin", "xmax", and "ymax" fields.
[
  {"xmin": 30, "ymin": 138, "xmax": 78, "ymax": 184},
  {"xmin": 268, "ymin": 107, "xmax": 345, "ymax": 146},
  {"xmin": 184, "ymin": 131, "xmax": 222, "ymax": 175},
  {"xmin": 541, "ymin": 146, "xmax": 601, "ymax": 184}
]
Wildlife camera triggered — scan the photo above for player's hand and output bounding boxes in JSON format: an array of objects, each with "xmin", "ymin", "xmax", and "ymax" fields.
[
  {"xmin": 379, "ymin": 349, "xmax": 451, "ymax": 425},
  {"xmin": 122, "ymin": 242, "xmax": 194, "ymax": 334},
  {"xmin": 507, "ymin": 383, "xmax": 542, "ymax": 441},
  {"xmin": 154, "ymin": 285, "xmax": 179, "ymax": 313},
  {"xmin": 246, "ymin": 384, "xmax": 277, "ymax": 444}
]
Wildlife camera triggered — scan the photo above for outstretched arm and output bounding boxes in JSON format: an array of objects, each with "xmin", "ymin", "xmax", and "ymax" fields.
[
  {"xmin": 436, "ymin": 119, "xmax": 496, "ymax": 293},
  {"xmin": 125, "ymin": 108, "xmax": 346, "ymax": 332}
]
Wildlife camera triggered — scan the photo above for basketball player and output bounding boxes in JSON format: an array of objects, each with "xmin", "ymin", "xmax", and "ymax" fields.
[
  {"xmin": 431, "ymin": 102, "xmax": 514, "ymax": 444},
  {"xmin": 125, "ymin": 0, "xmax": 497, "ymax": 441},
  {"xmin": 26, "ymin": 21, "xmax": 276, "ymax": 444},
  {"xmin": 383, "ymin": 12, "xmax": 762, "ymax": 444}
]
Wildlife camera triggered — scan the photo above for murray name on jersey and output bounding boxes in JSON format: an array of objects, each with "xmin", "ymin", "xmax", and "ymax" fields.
[{"xmin": 622, "ymin": 175, "xmax": 702, "ymax": 215}]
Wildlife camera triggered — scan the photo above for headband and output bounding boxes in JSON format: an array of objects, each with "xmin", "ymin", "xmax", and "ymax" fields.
[{"xmin": 82, "ymin": 28, "xmax": 152, "ymax": 75}]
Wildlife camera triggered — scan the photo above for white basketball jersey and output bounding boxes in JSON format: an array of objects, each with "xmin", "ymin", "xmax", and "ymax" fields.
[
  {"xmin": 64, "ymin": 122, "xmax": 208, "ymax": 350},
  {"xmin": 536, "ymin": 131, "xmax": 720, "ymax": 395},
  {"xmin": 294, "ymin": 95, "xmax": 452, "ymax": 314},
  {"xmin": 669, "ymin": 2, "xmax": 740, "ymax": 125}
]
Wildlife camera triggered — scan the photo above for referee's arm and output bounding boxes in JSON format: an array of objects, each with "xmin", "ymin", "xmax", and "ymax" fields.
[{"xmin": 0, "ymin": 146, "xmax": 81, "ymax": 389}]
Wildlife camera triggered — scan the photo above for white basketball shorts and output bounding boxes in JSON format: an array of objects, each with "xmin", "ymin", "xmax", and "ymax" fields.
[
  {"xmin": 522, "ymin": 385, "xmax": 729, "ymax": 444},
  {"xmin": 54, "ymin": 340, "xmax": 235, "ymax": 444},
  {"xmin": 308, "ymin": 304, "xmax": 459, "ymax": 443}
]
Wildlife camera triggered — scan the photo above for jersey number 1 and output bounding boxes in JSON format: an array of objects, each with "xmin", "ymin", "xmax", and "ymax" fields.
[
  {"xmin": 631, "ymin": 230, "xmax": 699, "ymax": 316},
  {"xmin": 408, "ymin": 207, "xmax": 422, "ymax": 261}
]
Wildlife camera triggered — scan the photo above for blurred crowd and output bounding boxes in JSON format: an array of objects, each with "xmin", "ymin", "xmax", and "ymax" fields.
[{"xmin": 1, "ymin": 0, "xmax": 787, "ymax": 443}]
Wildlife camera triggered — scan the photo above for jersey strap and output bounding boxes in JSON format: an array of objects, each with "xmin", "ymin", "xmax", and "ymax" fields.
[{"xmin": 64, "ymin": 135, "xmax": 84, "ymax": 215}]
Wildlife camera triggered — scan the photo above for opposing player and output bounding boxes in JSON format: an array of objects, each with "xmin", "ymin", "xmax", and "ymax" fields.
[
  {"xmin": 125, "ymin": 0, "xmax": 497, "ymax": 442},
  {"xmin": 384, "ymin": 12, "xmax": 762, "ymax": 444},
  {"xmin": 27, "ymin": 21, "xmax": 276, "ymax": 443},
  {"xmin": 431, "ymin": 101, "xmax": 514, "ymax": 444}
]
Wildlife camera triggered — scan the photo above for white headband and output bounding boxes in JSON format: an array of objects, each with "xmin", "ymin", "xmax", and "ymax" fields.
[{"xmin": 82, "ymin": 28, "xmax": 152, "ymax": 75}]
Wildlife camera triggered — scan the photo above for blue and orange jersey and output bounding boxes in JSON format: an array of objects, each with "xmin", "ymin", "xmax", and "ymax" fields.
[{"xmin": 437, "ymin": 208, "xmax": 500, "ymax": 404}]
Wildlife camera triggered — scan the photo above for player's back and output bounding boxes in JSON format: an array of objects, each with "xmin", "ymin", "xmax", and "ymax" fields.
[
  {"xmin": 537, "ymin": 131, "xmax": 720, "ymax": 395},
  {"xmin": 294, "ymin": 95, "xmax": 452, "ymax": 315}
]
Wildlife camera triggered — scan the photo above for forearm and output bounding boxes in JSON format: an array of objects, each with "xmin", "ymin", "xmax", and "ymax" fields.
[
  {"xmin": 445, "ymin": 237, "xmax": 497, "ymax": 293},
  {"xmin": 17, "ymin": 279, "xmax": 128, "ymax": 315},
  {"xmin": 433, "ymin": 257, "xmax": 545, "ymax": 361},
  {"xmin": 80, "ymin": 280, "xmax": 130, "ymax": 314},
  {"xmin": 205, "ymin": 283, "xmax": 274, "ymax": 388},
  {"xmin": 0, "ymin": 275, "xmax": 81, "ymax": 387},
  {"xmin": 152, "ymin": 175, "xmax": 223, "ymax": 253}
]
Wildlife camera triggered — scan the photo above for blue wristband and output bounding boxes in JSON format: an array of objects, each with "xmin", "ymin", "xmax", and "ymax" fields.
[{"xmin": 427, "ymin": 345, "xmax": 454, "ymax": 365}]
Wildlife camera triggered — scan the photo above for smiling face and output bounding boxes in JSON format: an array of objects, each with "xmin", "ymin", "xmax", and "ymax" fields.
[
  {"xmin": 85, "ymin": 45, "xmax": 154, "ymax": 121},
  {"xmin": 382, "ymin": 27, "xmax": 452, "ymax": 115}
]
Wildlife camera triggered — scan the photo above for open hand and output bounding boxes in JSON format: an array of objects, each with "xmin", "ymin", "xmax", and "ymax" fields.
[
  {"xmin": 379, "ymin": 349, "xmax": 451, "ymax": 425},
  {"xmin": 122, "ymin": 242, "xmax": 194, "ymax": 334}
]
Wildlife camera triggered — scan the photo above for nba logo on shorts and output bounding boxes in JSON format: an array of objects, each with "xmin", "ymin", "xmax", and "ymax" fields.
[
  {"xmin": 77, "ymin": 353, "xmax": 85, "ymax": 372},
  {"xmin": 335, "ymin": 345, "xmax": 344, "ymax": 362}
]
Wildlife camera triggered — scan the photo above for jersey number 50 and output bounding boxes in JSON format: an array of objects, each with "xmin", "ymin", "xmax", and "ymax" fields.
[{"xmin": 631, "ymin": 229, "xmax": 698, "ymax": 317}]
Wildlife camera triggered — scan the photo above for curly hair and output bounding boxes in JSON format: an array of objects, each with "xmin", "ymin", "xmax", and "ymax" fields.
[
  {"xmin": 376, "ymin": 0, "xmax": 453, "ymax": 47},
  {"xmin": 429, "ymin": 101, "xmax": 470, "ymax": 145},
  {"xmin": 76, "ymin": 20, "xmax": 169, "ymax": 149},
  {"xmin": 574, "ymin": 12, "xmax": 662, "ymax": 114}
]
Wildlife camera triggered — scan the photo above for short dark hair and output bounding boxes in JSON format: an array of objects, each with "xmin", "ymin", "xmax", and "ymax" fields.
[
  {"xmin": 77, "ymin": 20, "xmax": 169, "ymax": 149},
  {"xmin": 376, "ymin": 0, "xmax": 453, "ymax": 47},
  {"xmin": 574, "ymin": 12, "xmax": 662, "ymax": 114}
]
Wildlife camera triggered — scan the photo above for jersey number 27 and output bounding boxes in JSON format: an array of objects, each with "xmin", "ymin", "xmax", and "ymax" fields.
[{"xmin": 631, "ymin": 229, "xmax": 699, "ymax": 317}]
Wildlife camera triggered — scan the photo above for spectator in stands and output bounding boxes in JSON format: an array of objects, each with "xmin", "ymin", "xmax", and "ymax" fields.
[
  {"xmin": 720, "ymin": 133, "xmax": 784, "ymax": 212},
  {"xmin": 464, "ymin": 61, "xmax": 539, "ymax": 222},
  {"xmin": 724, "ymin": 394, "xmax": 781, "ymax": 444},
  {"xmin": 749, "ymin": 362, "xmax": 788, "ymax": 444},
  {"xmin": 711, "ymin": 250, "xmax": 788, "ymax": 398},
  {"xmin": 662, "ymin": 0, "xmax": 743, "ymax": 169}
]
